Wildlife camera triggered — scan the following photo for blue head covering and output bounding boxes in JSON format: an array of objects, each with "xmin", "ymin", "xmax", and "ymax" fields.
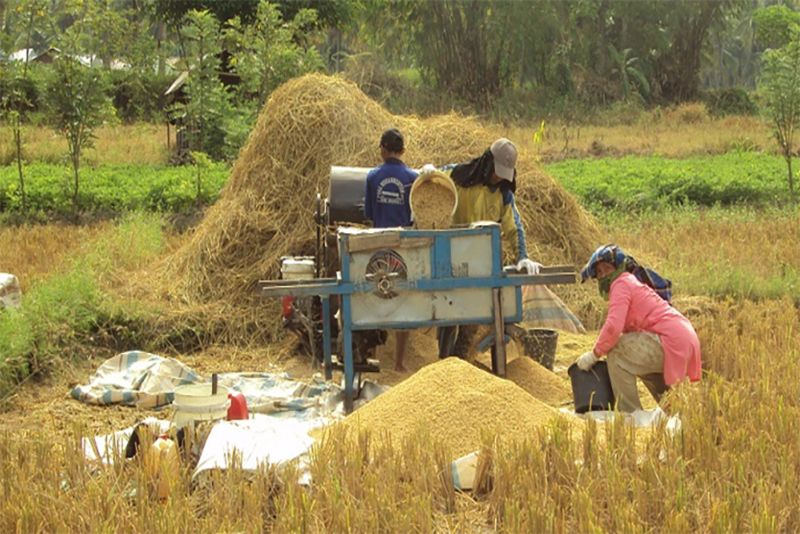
[{"xmin": 580, "ymin": 244, "xmax": 627, "ymax": 282}]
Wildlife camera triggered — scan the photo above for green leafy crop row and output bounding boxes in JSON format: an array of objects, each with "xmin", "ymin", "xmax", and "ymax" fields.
[
  {"xmin": 1, "ymin": 152, "xmax": 791, "ymax": 218},
  {"xmin": 0, "ymin": 163, "xmax": 229, "ymax": 216},
  {"xmin": 545, "ymin": 152, "xmax": 790, "ymax": 211}
]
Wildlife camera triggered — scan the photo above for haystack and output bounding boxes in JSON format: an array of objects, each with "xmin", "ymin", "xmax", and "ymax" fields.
[{"xmin": 159, "ymin": 74, "xmax": 599, "ymax": 340}]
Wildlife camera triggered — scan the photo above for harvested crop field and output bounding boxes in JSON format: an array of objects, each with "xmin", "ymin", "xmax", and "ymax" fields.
[
  {"xmin": 338, "ymin": 357, "xmax": 584, "ymax": 457},
  {"xmin": 0, "ymin": 223, "xmax": 112, "ymax": 290},
  {"xmin": 5, "ymin": 58, "xmax": 800, "ymax": 532}
]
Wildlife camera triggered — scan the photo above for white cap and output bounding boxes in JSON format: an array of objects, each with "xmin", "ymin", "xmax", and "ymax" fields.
[{"xmin": 490, "ymin": 138, "xmax": 518, "ymax": 181}]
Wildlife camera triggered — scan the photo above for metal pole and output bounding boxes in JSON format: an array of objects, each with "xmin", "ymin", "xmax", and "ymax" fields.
[
  {"xmin": 491, "ymin": 287, "xmax": 506, "ymax": 377},
  {"xmin": 341, "ymin": 294, "xmax": 355, "ymax": 413},
  {"xmin": 322, "ymin": 296, "xmax": 332, "ymax": 380}
]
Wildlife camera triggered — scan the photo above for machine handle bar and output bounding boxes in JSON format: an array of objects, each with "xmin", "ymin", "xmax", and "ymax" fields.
[{"xmin": 258, "ymin": 268, "xmax": 576, "ymax": 298}]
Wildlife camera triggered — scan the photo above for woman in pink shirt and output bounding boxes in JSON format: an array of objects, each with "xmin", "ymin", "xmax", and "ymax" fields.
[{"xmin": 575, "ymin": 245, "xmax": 702, "ymax": 412}]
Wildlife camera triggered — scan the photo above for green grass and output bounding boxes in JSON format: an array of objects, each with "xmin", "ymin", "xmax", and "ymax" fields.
[
  {"xmin": 0, "ymin": 214, "xmax": 166, "ymax": 397},
  {"xmin": 0, "ymin": 163, "xmax": 229, "ymax": 216},
  {"xmin": 546, "ymin": 152, "xmax": 792, "ymax": 210}
]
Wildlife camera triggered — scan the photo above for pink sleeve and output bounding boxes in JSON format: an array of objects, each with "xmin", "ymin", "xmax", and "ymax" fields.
[{"xmin": 594, "ymin": 278, "xmax": 632, "ymax": 356}]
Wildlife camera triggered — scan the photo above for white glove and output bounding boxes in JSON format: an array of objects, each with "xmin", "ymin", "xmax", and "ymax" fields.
[
  {"xmin": 516, "ymin": 258, "xmax": 543, "ymax": 275},
  {"xmin": 420, "ymin": 163, "xmax": 437, "ymax": 174},
  {"xmin": 576, "ymin": 350, "xmax": 599, "ymax": 371}
]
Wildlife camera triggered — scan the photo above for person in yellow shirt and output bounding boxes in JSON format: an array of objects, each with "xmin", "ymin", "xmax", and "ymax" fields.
[
  {"xmin": 438, "ymin": 137, "xmax": 542, "ymax": 358},
  {"xmin": 449, "ymin": 138, "xmax": 538, "ymax": 270}
]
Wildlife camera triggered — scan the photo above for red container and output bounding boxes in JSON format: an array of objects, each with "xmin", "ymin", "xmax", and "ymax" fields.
[
  {"xmin": 281, "ymin": 296, "xmax": 295, "ymax": 319},
  {"xmin": 227, "ymin": 392, "xmax": 249, "ymax": 420}
]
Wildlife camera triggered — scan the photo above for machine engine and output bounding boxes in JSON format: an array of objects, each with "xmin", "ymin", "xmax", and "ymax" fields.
[{"xmin": 279, "ymin": 168, "xmax": 389, "ymax": 366}]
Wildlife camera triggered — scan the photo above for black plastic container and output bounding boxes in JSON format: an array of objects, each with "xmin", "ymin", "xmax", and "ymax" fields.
[
  {"xmin": 568, "ymin": 361, "xmax": 615, "ymax": 413},
  {"xmin": 521, "ymin": 328, "xmax": 558, "ymax": 370}
]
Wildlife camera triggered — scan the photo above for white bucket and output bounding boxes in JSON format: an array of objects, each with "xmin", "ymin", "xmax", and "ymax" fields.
[
  {"xmin": 172, "ymin": 383, "xmax": 230, "ymax": 429},
  {"xmin": 281, "ymin": 258, "xmax": 315, "ymax": 280}
]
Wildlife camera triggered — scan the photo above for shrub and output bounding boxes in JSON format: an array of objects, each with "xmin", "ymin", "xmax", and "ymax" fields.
[
  {"xmin": 666, "ymin": 102, "xmax": 709, "ymax": 124},
  {"xmin": 592, "ymin": 99, "xmax": 647, "ymax": 126},
  {"xmin": 45, "ymin": 57, "xmax": 114, "ymax": 215},
  {"xmin": 0, "ymin": 63, "xmax": 48, "ymax": 115},
  {"xmin": 701, "ymin": 88, "xmax": 758, "ymax": 117},
  {"xmin": 106, "ymin": 70, "xmax": 173, "ymax": 123}
]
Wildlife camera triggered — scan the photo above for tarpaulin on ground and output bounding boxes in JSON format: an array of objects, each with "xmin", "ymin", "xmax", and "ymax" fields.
[
  {"xmin": 71, "ymin": 351, "xmax": 201, "ymax": 408},
  {"xmin": 80, "ymin": 382, "xmax": 389, "ymax": 478},
  {"xmin": 71, "ymin": 351, "xmax": 388, "ymax": 416},
  {"xmin": 216, "ymin": 372, "xmax": 336, "ymax": 416},
  {"xmin": 194, "ymin": 416, "xmax": 324, "ymax": 476},
  {"xmin": 83, "ymin": 417, "xmax": 172, "ymax": 465},
  {"xmin": 577, "ymin": 406, "xmax": 682, "ymax": 432},
  {"xmin": 522, "ymin": 285, "xmax": 586, "ymax": 334},
  {"xmin": 192, "ymin": 382, "xmax": 388, "ymax": 478}
]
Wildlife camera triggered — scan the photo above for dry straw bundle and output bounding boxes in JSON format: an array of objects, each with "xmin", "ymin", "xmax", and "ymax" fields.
[{"xmin": 158, "ymin": 74, "xmax": 599, "ymax": 341}]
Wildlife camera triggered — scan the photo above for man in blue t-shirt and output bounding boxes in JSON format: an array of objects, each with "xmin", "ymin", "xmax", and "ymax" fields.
[
  {"xmin": 364, "ymin": 128, "xmax": 418, "ymax": 372},
  {"xmin": 364, "ymin": 128, "xmax": 418, "ymax": 228}
]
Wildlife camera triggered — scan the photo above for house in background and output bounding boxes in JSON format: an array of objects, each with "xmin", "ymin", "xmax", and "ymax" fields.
[{"xmin": 8, "ymin": 47, "xmax": 59, "ymax": 64}]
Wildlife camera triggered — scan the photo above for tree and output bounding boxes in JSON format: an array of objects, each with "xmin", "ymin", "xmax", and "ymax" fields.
[
  {"xmin": 359, "ymin": 0, "xmax": 523, "ymax": 108},
  {"xmin": 189, "ymin": 150, "xmax": 211, "ymax": 206},
  {"xmin": 46, "ymin": 56, "xmax": 111, "ymax": 215},
  {"xmin": 226, "ymin": 0, "xmax": 323, "ymax": 106},
  {"xmin": 759, "ymin": 40, "xmax": 800, "ymax": 200},
  {"xmin": 0, "ymin": 62, "xmax": 30, "ymax": 211},
  {"xmin": 172, "ymin": 9, "xmax": 231, "ymax": 159},
  {"xmin": 0, "ymin": 0, "xmax": 52, "ymax": 213},
  {"xmin": 155, "ymin": 0, "xmax": 260, "ymax": 27},
  {"xmin": 753, "ymin": 4, "xmax": 800, "ymax": 50},
  {"xmin": 605, "ymin": 0, "xmax": 735, "ymax": 103},
  {"xmin": 356, "ymin": 0, "xmax": 738, "ymax": 108},
  {"xmin": 700, "ymin": 3, "xmax": 759, "ymax": 90},
  {"xmin": 84, "ymin": 0, "xmax": 129, "ymax": 69},
  {"xmin": 154, "ymin": 0, "xmax": 349, "ymax": 29},
  {"xmin": 608, "ymin": 44, "xmax": 650, "ymax": 102}
]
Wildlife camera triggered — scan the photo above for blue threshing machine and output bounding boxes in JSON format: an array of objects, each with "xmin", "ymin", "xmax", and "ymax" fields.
[{"xmin": 258, "ymin": 168, "xmax": 576, "ymax": 412}]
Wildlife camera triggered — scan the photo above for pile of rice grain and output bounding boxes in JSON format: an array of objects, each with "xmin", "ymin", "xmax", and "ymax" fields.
[
  {"xmin": 505, "ymin": 357, "xmax": 572, "ymax": 407},
  {"xmin": 412, "ymin": 180, "xmax": 455, "ymax": 229},
  {"xmin": 339, "ymin": 357, "xmax": 583, "ymax": 457}
]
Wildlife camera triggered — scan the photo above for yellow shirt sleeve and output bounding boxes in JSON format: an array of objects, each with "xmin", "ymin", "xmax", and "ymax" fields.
[{"xmin": 500, "ymin": 201, "xmax": 518, "ymax": 260}]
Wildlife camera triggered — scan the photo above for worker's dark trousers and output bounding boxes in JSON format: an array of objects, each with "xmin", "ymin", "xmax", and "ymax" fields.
[{"xmin": 437, "ymin": 325, "xmax": 478, "ymax": 358}]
